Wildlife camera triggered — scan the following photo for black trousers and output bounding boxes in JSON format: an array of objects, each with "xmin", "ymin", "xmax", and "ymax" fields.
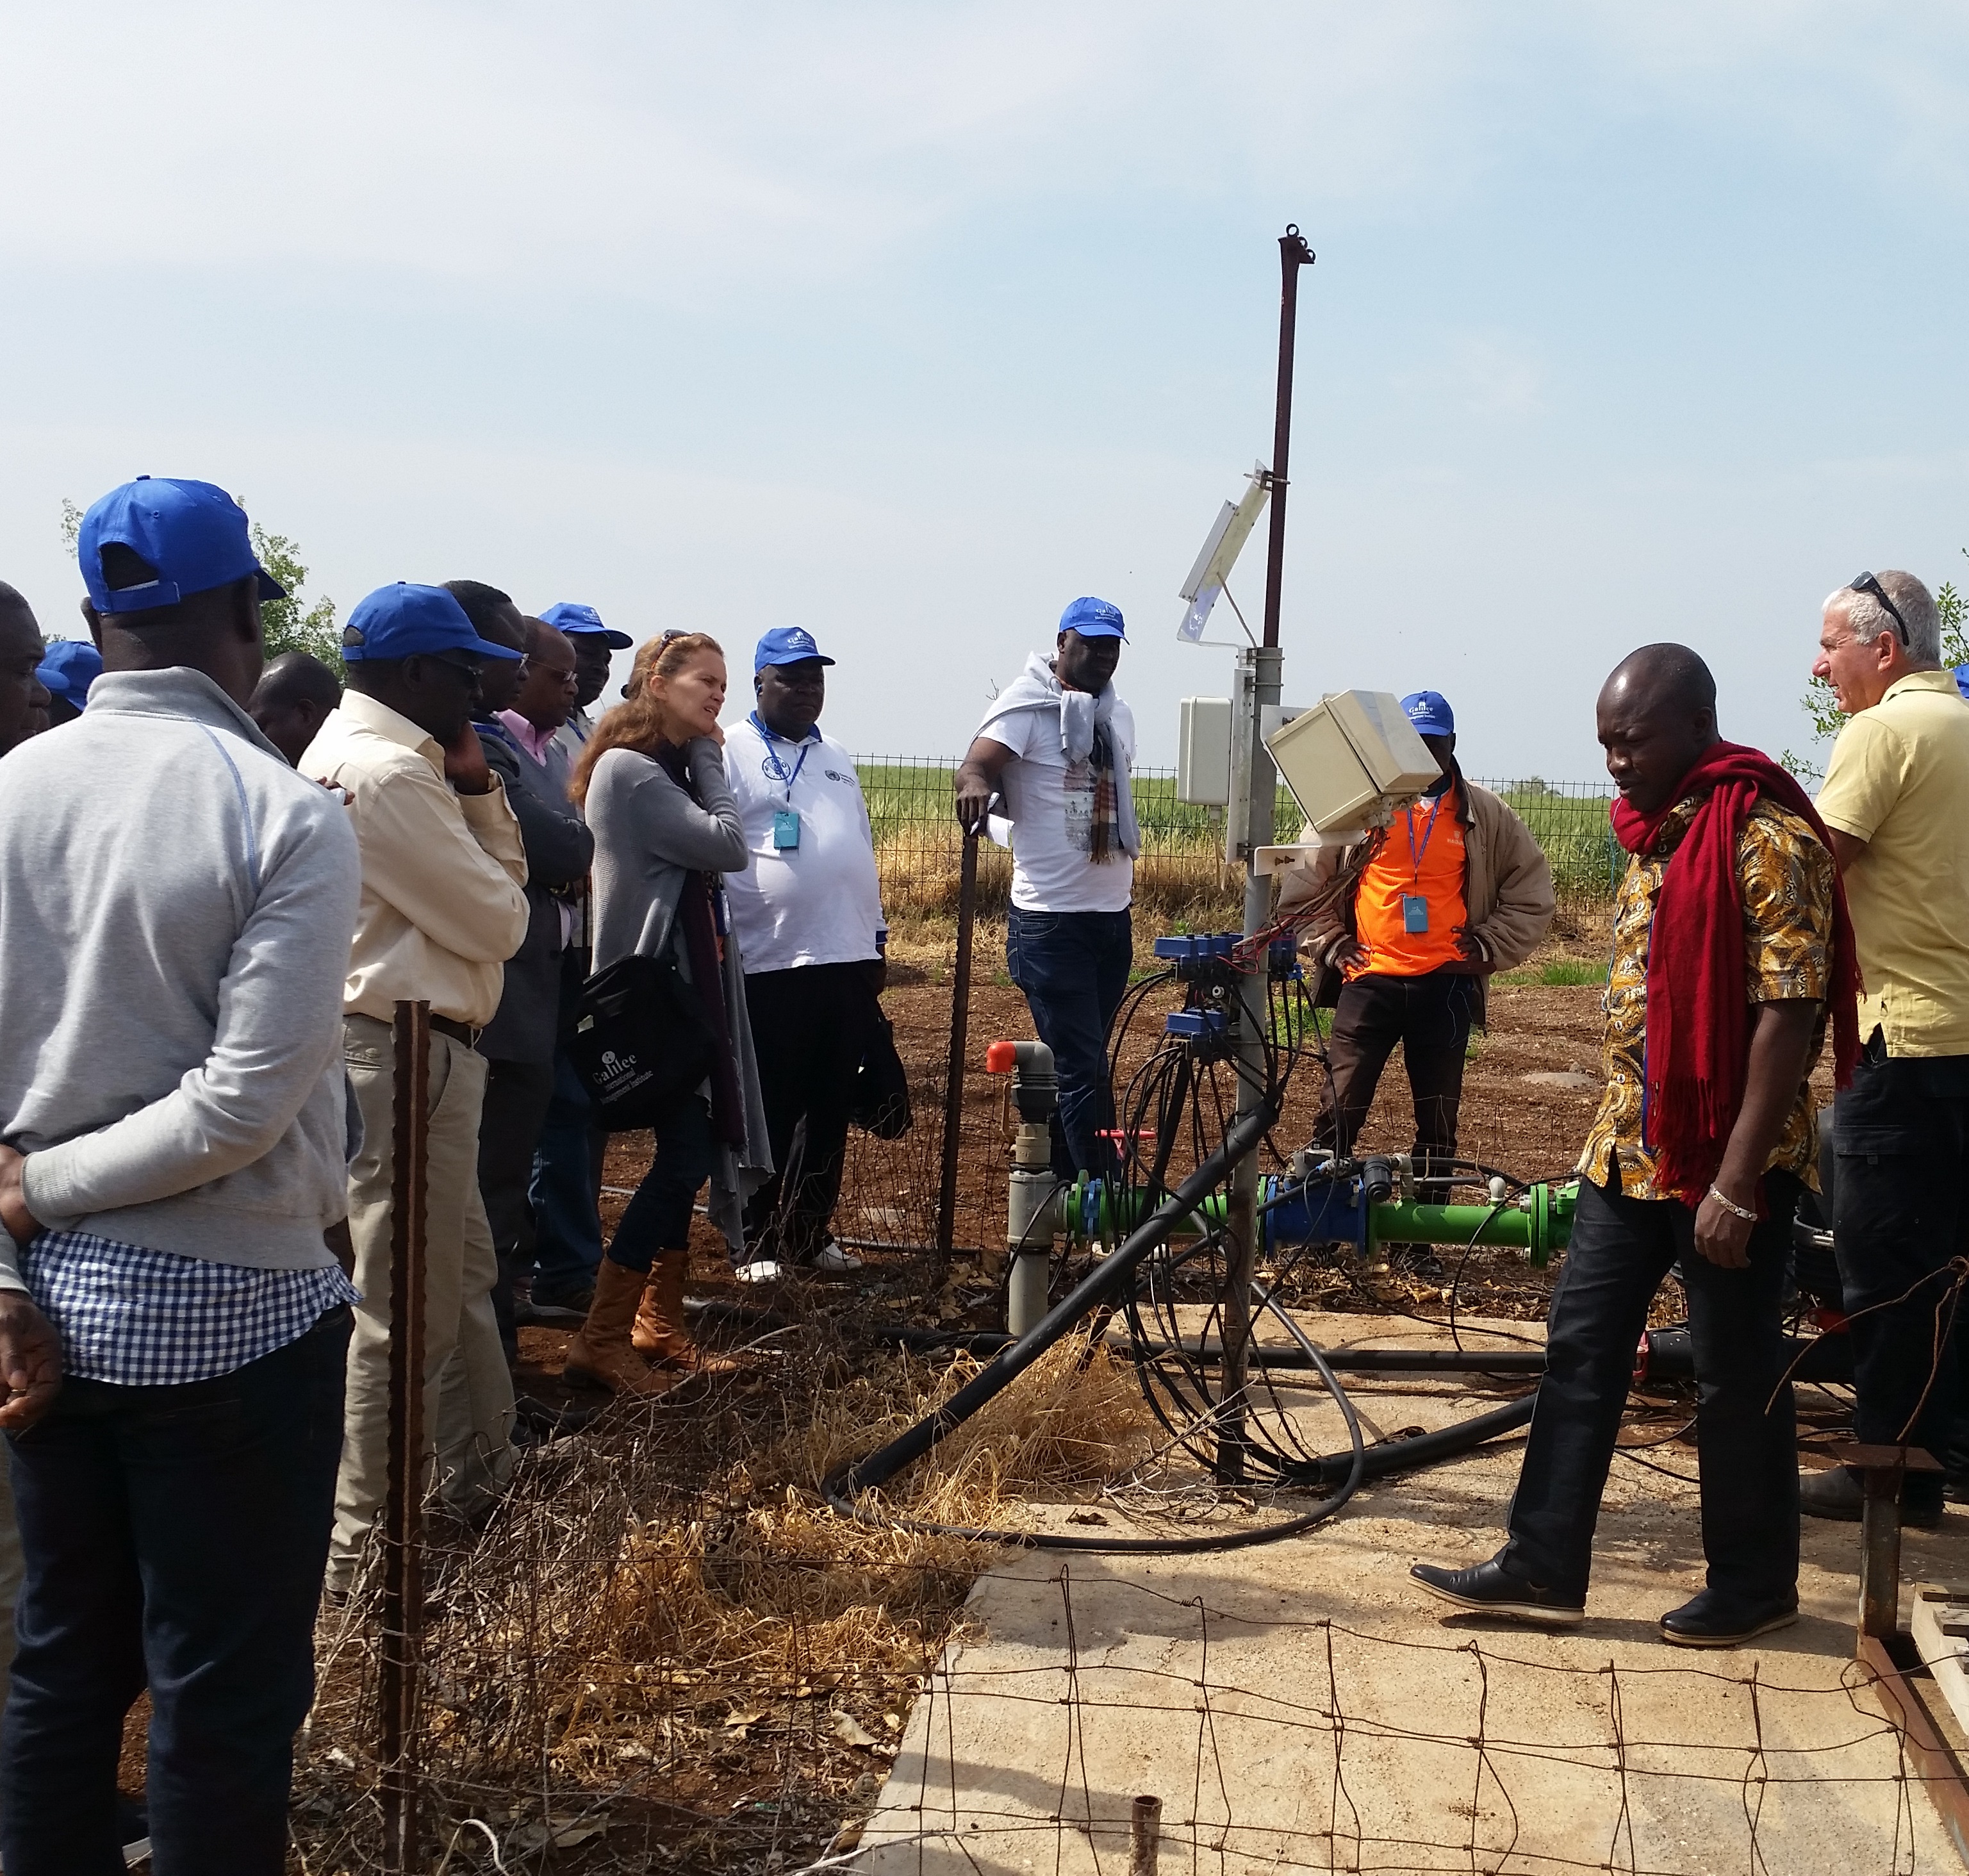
[
  {"xmin": 1832, "ymin": 1034, "xmax": 1969, "ymax": 1511},
  {"xmin": 0, "ymin": 1308, "xmax": 350, "ymax": 1876},
  {"xmin": 742, "ymin": 963, "xmax": 880, "ymax": 1263},
  {"xmin": 477, "ymin": 1054, "xmax": 559, "ymax": 1356},
  {"xmin": 1314, "ymin": 970, "xmax": 1478, "ymax": 1190},
  {"xmin": 1499, "ymin": 1173, "xmax": 1800, "ymax": 1606}
]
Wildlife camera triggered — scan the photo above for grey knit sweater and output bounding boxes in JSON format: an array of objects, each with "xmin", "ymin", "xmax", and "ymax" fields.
[
  {"xmin": 586, "ymin": 739, "xmax": 771, "ymax": 1247},
  {"xmin": 0, "ymin": 669, "xmax": 361, "ymax": 1291}
]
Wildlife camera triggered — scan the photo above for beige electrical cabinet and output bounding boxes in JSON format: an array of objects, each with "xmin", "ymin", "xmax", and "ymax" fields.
[{"xmin": 1264, "ymin": 689, "xmax": 1442, "ymax": 832}]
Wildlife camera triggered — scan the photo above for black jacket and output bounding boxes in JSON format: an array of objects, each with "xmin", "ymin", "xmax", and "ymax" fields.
[{"xmin": 475, "ymin": 721, "xmax": 594, "ymax": 1064}]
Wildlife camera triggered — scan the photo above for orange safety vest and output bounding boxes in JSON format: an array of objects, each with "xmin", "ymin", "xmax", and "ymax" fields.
[{"xmin": 1348, "ymin": 784, "xmax": 1469, "ymax": 979}]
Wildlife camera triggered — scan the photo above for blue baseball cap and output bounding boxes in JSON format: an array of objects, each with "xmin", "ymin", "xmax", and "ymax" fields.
[
  {"xmin": 1401, "ymin": 689, "xmax": 1455, "ymax": 737},
  {"xmin": 340, "ymin": 584, "xmax": 525, "ymax": 664},
  {"xmin": 540, "ymin": 601, "xmax": 632, "ymax": 650},
  {"xmin": 37, "ymin": 639, "xmax": 103, "ymax": 704},
  {"xmin": 1059, "ymin": 596, "xmax": 1126, "ymax": 640},
  {"xmin": 754, "ymin": 625, "xmax": 835, "ymax": 672},
  {"xmin": 79, "ymin": 477, "xmax": 286, "ymax": 616}
]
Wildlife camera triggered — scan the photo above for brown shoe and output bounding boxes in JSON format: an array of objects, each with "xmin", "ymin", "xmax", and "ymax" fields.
[
  {"xmin": 632, "ymin": 1248, "xmax": 739, "ymax": 1374},
  {"xmin": 564, "ymin": 1258, "xmax": 679, "ymax": 1397}
]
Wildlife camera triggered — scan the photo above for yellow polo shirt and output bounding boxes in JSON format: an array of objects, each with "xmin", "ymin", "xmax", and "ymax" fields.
[{"xmin": 1815, "ymin": 668, "xmax": 1969, "ymax": 1056}]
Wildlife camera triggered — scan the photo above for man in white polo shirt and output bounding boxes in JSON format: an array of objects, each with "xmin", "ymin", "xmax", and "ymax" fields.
[
  {"xmin": 955, "ymin": 597, "xmax": 1136, "ymax": 1184},
  {"xmin": 723, "ymin": 627, "xmax": 887, "ymax": 1279}
]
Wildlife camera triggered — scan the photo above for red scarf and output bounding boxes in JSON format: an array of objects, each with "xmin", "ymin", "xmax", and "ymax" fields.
[{"xmin": 1610, "ymin": 741, "xmax": 1861, "ymax": 1208}]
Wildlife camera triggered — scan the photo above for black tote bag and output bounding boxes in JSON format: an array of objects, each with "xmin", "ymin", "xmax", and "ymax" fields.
[{"xmin": 568, "ymin": 953, "xmax": 717, "ymax": 1133}]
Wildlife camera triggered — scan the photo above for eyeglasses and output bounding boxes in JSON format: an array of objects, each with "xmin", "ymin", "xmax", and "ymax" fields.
[
  {"xmin": 425, "ymin": 652, "xmax": 485, "ymax": 683},
  {"xmin": 1849, "ymin": 572, "xmax": 1909, "ymax": 648}
]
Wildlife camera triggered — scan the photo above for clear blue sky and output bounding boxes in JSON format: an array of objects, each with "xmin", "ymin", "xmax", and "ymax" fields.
[{"xmin": 3, "ymin": 3, "xmax": 1964, "ymax": 778}]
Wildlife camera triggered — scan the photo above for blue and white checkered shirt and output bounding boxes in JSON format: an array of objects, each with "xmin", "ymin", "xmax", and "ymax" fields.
[{"xmin": 21, "ymin": 1230, "xmax": 359, "ymax": 1388}]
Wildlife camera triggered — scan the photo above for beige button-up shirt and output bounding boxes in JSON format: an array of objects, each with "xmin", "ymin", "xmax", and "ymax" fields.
[{"xmin": 303, "ymin": 690, "xmax": 529, "ymax": 1026}]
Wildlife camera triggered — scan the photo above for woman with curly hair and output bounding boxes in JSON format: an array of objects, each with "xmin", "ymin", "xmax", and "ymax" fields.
[{"xmin": 563, "ymin": 632, "xmax": 770, "ymax": 1394}]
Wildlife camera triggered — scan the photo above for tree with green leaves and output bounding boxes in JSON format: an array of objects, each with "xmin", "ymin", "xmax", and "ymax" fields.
[
  {"xmin": 1784, "ymin": 553, "xmax": 1968, "ymax": 782},
  {"xmin": 58, "ymin": 498, "xmax": 342, "ymax": 676}
]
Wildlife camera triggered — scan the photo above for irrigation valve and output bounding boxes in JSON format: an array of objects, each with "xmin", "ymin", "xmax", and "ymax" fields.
[{"xmin": 986, "ymin": 1039, "xmax": 1064, "ymax": 1334}]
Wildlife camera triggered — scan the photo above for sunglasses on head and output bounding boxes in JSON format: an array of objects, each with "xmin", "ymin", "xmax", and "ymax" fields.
[{"xmin": 1849, "ymin": 572, "xmax": 1909, "ymax": 648}]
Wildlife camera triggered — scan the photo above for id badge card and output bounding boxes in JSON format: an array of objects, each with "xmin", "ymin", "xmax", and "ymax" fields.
[
  {"xmin": 773, "ymin": 809, "xmax": 801, "ymax": 851},
  {"xmin": 1401, "ymin": 893, "xmax": 1429, "ymax": 935}
]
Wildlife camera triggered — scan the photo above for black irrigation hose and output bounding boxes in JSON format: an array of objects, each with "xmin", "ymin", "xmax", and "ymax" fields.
[
  {"xmin": 827, "ymin": 1104, "xmax": 1277, "ymax": 1502},
  {"xmin": 1278, "ymin": 1395, "xmax": 1537, "ymax": 1490}
]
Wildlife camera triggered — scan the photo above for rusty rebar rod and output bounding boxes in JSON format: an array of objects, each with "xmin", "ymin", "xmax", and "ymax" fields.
[
  {"xmin": 1832, "ymin": 1441, "xmax": 1942, "ymax": 1649},
  {"xmin": 379, "ymin": 999, "xmax": 431, "ymax": 1872},
  {"xmin": 935, "ymin": 831, "xmax": 980, "ymax": 1255}
]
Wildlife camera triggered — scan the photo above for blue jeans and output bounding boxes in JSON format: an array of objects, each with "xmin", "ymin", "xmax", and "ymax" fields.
[
  {"xmin": 608, "ymin": 1096, "xmax": 718, "ymax": 1274},
  {"xmin": 1005, "ymin": 907, "xmax": 1133, "ymax": 1183},
  {"xmin": 0, "ymin": 1306, "xmax": 350, "ymax": 1876},
  {"xmin": 1499, "ymin": 1174, "xmax": 1800, "ymax": 1606},
  {"xmin": 529, "ymin": 1046, "xmax": 606, "ymax": 1297}
]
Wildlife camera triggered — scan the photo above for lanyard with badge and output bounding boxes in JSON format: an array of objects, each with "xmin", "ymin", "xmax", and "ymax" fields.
[
  {"xmin": 751, "ymin": 712, "xmax": 812, "ymax": 850},
  {"xmin": 1401, "ymin": 794, "xmax": 1446, "ymax": 934}
]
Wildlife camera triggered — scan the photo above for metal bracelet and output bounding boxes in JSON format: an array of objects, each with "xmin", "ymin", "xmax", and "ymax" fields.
[{"xmin": 1706, "ymin": 1184, "xmax": 1758, "ymax": 1222}]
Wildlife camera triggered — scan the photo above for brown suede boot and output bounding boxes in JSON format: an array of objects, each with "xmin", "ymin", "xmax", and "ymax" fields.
[
  {"xmin": 564, "ymin": 1258, "xmax": 679, "ymax": 1397},
  {"xmin": 632, "ymin": 1248, "xmax": 739, "ymax": 1374}
]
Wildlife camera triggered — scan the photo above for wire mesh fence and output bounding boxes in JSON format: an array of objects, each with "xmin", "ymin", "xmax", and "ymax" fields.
[
  {"xmin": 855, "ymin": 759, "xmax": 1622, "ymax": 928},
  {"xmin": 862, "ymin": 1563, "xmax": 1943, "ymax": 1875},
  {"xmin": 832, "ymin": 761, "xmax": 1619, "ymax": 1258}
]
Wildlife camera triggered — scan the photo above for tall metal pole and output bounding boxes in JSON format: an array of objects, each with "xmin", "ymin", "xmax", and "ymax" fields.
[
  {"xmin": 380, "ymin": 999, "xmax": 430, "ymax": 1873},
  {"xmin": 1219, "ymin": 226, "xmax": 1314, "ymax": 1483}
]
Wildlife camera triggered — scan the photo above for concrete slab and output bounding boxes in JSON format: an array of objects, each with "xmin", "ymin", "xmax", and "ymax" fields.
[{"xmin": 859, "ymin": 1321, "xmax": 1969, "ymax": 1875}]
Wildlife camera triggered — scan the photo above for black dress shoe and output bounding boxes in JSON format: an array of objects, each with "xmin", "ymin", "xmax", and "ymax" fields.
[
  {"xmin": 1659, "ymin": 1588, "xmax": 1799, "ymax": 1649},
  {"xmin": 1411, "ymin": 1558, "xmax": 1584, "ymax": 1625},
  {"xmin": 1799, "ymin": 1465, "xmax": 1943, "ymax": 1528}
]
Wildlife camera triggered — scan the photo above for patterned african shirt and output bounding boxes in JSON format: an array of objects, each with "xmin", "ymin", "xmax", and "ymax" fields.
[{"xmin": 1578, "ymin": 793, "xmax": 1834, "ymax": 1201}]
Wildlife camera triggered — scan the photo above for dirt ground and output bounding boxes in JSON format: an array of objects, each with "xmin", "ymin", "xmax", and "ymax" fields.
[
  {"xmin": 286, "ymin": 925, "xmax": 1875, "ymax": 1873},
  {"xmin": 540, "ymin": 923, "xmax": 1631, "ymax": 1383}
]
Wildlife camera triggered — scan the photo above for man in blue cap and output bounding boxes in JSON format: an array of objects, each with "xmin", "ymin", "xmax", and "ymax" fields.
[
  {"xmin": 723, "ymin": 628, "xmax": 887, "ymax": 1280},
  {"xmin": 540, "ymin": 600, "xmax": 630, "ymax": 770},
  {"xmin": 522, "ymin": 602, "xmax": 629, "ymax": 1316},
  {"xmin": 34, "ymin": 639, "xmax": 102, "ymax": 728},
  {"xmin": 1283, "ymin": 689, "xmax": 1553, "ymax": 1230},
  {"xmin": 0, "ymin": 477, "xmax": 362, "ymax": 1872},
  {"xmin": 956, "ymin": 598, "xmax": 1137, "ymax": 1183},
  {"xmin": 301, "ymin": 584, "xmax": 530, "ymax": 1595}
]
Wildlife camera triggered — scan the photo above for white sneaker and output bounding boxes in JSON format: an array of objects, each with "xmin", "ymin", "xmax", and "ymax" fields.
[
  {"xmin": 811, "ymin": 1240, "xmax": 864, "ymax": 1273},
  {"xmin": 734, "ymin": 1258, "xmax": 784, "ymax": 1285}
]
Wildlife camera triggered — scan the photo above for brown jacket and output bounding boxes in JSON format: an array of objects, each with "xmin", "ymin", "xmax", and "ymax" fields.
[{"xmin": 1278, "ymin": 764, "xmax": 1555, "ymax": 1023}]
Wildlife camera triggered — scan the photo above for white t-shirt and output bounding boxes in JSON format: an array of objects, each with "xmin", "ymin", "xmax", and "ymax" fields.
[
  {"xmin": 977, "ymin": 692, "xmax": 1136, "ymax": 914},
  {"xmin": 721, "ymin": 716, "xmax": 886, "ymax": 973}
]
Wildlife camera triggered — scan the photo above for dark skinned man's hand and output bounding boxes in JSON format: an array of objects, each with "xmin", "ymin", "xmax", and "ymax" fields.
[
  {"xmin": 1689, "ymin": 998, "xmax": 1822, "ymax": 1270},
  {"xmin": 441, "ymin": 720, "xmax": 495, "ymax": 795},
  {"xmin": 0, "ymin": 1145, "xmax": 60, "ymax": 1430},
  {"xmin": 953, "ymin": 737, "xmax": 1012, "ymax": 836}
]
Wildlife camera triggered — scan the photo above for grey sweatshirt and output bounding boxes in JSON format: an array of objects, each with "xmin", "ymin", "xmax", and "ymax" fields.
[
  {"xmin": 0, "ymin": 668, "xmax": 362, "ymax": 1291},
  {"xmin": 587, "ymin": 739, "xmax": 771, "ymax": 1246}
]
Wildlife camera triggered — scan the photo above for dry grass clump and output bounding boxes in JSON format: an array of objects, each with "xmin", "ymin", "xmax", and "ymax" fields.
[
  {"xmin": 898, "ymin": 1332, "xmax": 1155, "ymax": 1527},
  {"xmin": 293, "ymin": 1326, "xmax": 1154, "ymax": 1872}
]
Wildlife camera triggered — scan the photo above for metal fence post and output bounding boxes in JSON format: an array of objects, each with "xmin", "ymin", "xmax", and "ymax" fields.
[
  {"xmin": 935, "ymin": 832, "xmax": 980, "ymax": 1256},
  {"xmin": 380, "ymin": 999, "xmax": 430, "ymax": 1872}
]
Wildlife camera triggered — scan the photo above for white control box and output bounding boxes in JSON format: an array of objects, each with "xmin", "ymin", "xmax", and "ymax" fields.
[
  {"xmin": 1264, "ymin": 690, "xmax": 1442, "ymax": 833},
  {"xmin": 1176, "ymin": 696, "xmax": 1233, "ymax": 806}
]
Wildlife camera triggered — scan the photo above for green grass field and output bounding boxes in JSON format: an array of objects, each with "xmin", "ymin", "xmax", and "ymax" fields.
[{"xmin": 853, "ymin": 759, "xmax": 1620, "ymax": 923}]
